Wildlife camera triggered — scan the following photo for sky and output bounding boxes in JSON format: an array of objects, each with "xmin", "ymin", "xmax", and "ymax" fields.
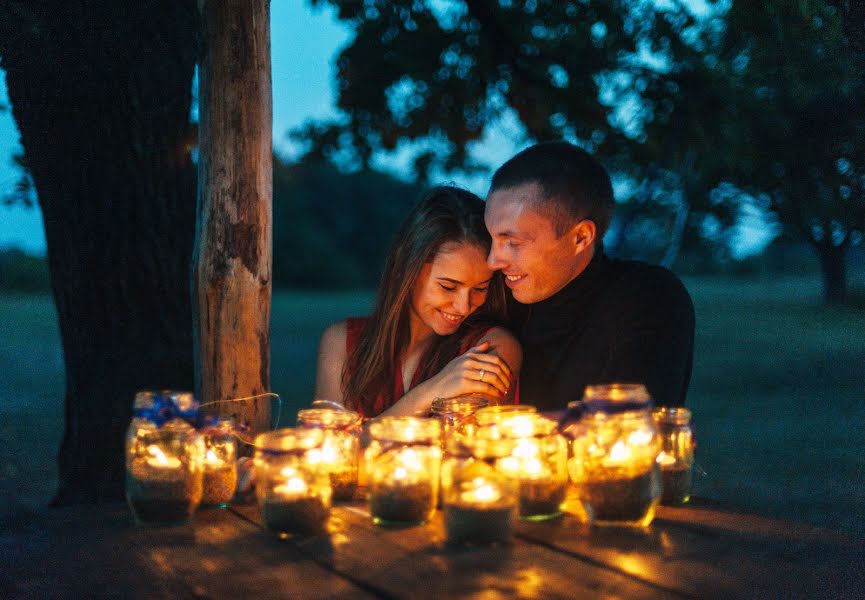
[{"xmin": 0, "ymin": 2, "xmax": 772, "ymax": 258}]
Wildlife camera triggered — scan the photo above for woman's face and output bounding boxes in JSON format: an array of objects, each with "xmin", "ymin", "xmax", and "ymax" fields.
[{"xmin": 410, "ymin": 241, "xmax": 493, "ymax": 337}]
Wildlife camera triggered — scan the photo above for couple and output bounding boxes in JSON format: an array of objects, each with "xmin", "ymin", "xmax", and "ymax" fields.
[{"xmin": 315, "ymin": 141, "xmax": 695, "ymax": 418}]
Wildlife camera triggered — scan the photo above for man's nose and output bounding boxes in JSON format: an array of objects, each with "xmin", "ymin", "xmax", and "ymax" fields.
[{"xmin": 487, "ymin": 245, "xmax": 507, "ymax": 271}]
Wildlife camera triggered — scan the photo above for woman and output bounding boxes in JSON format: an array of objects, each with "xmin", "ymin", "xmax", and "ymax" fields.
[{"xmin": 314, "ymin": 185, "xmax": 521, "ymax": 418}]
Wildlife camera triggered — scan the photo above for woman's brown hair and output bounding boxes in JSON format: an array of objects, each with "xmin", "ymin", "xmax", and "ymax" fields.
[{"xmin": 343, "ymin": 186, "xmax": 508, "ymax": 416}]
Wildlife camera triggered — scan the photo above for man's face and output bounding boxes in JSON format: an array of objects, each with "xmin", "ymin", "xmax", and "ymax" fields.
[{"xmin": 485, "ymin": 182, "xmax": 586, "ymax": 304}]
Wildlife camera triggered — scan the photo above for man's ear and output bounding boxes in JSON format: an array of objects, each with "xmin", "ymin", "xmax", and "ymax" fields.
[{"xmin": 570, "ymin": 220, "xmax": 596, "ymax": 254}]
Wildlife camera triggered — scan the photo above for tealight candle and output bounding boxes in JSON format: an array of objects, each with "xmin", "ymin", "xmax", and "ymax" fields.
[
  {"xmin": 442, "ymin": 436, "xmax": 518, "ymax": 546},
  {"xmin": 475, "ymin": 411, "xmax": 567, "ymax": 520},
  {"xmin": 125, "ymin": 419, "xmax": 204, "ymax": 525},
  {"xmin": 297, "ymin": 408, "xmax": 361, "ymax": 501},
  {"xmin": 200, "ymin": 418, "xmax": 238, "ymax": 507},
  {"xmin": 567, "ymin": 384, "xmax": 662, "ymax": 527},
  {"xmin": 653, "ymin": 407, "xmax": 695, "ymax": 505},
  {"xmin": 255, "ymin": 428, "xmax": 332, "ymax": 537},
  {"xmin": 366, "ymin": 417, "xmax": 440, "ymax": 525}
]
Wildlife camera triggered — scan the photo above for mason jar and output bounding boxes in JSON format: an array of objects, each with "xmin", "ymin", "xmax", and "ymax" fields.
[
  {"xmin": 430, "ymin": 396, "xmax": 489, "ymax": 445},
  {"xmin": 653, "ymin": 407, "xmax": 695, "ymax": 505},
  {"xmin": 567, "ymin": 383, "xmax": 661, "ymax": 527},
  {"xmin": 126, "ymin": 393, "xmax": 205, "ymax": 525},
  {"xmin": 297, "ymin": 407, "xmax": 362, "ymax": 501},
  {"xmin": 254, "ymin": 428, "xmax": 332, "ymax": 537},
  {"xmin": 441, "ymin": 434, "xmax": 519, "ymax": 546},
  {"xmin": 475, "ymin": 411, "xmax": 567, "ymax": 520},
  {"xmin": 365, "ymin": 416, "xmax": 441, "ymax": 525},
  {"xmin": 200, "ymin": 417, "xmax": 238, "ymax": 507}
]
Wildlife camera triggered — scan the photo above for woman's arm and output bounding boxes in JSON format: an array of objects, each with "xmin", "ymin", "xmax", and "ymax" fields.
[
  {"xmin": 377, "ymin": 326, "xmax": 523, "ymax": 417},
  {"xmin": 313, "ymin": 320, "xmax": 348, "ymax": 406}
]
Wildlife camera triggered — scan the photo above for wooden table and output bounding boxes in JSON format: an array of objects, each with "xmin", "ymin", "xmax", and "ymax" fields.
[{"xmin": 3, "ymin": 496, "xmax": 861, "ymax": 599}]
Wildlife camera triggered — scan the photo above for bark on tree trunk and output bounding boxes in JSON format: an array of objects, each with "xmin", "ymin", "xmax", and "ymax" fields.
[
  {"xmin": 815, "ymin": 242, "xmax": 848, "ymax": 305},
  {"xmin": 0, "ymin": 1, "xmax": 200, "ymax": 503},
  {"xmin": 194, "ymin": 0, "xmax": 272, "ymax": 437}
]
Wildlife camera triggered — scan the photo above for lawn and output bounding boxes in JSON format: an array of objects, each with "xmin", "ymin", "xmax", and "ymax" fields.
[{"xmin": 1, "ymin": 276, "xmax": 863, "ymax": 534}]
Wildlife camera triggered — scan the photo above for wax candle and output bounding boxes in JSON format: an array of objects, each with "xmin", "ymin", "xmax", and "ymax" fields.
[
  {"xmin": 442, "ymin": 436, "xmax": 518, "ymax": 546},
  {"xmin": 366, "ymin": 417, "xmax": 440, "ymax": 525},
  {"xmin": 125, "ymin": 421, "xmax": 204, "ymax": 525},
  {"xmin": 653, "ymin": 407, "xmax": 695, "ymax": 505},
  {"xmin": 200, "ymin": 419, "xmax": 238, "ymax": 507},
  {"xmin": 297, "ymin": 408, "xmax": 361, "ymax": 501},
  {"xmin": 254, "ymin": 429, "xmax": 332, "ymax": 537},
  {"xmin": 567, "ymin": 384, "xmax": 662, "ymax": 527},
  {"xmin": 476, "ymin": 412, "xmax": 567, "ymax": 520}
]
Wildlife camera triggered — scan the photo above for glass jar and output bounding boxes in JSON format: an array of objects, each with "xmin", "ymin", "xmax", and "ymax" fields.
[
  {"xmin": 653, "ymin": 407, "xmax": 695, "ymax": 505},
  {"xmin": 442, "ymin": 435, "xmax": 519, "ymax": 546},
  {"xmin": 254, "ymin": 428, "xmax": 332, "ymax": 537},
  {"xmin": 430, "ymin": 396, "xmax": 489, "ymax": 444},
  {"xmin": 365, "ymin": 416, "xmax": 441, "ymax": 525},
  {"xmin": 475, "ymin": 412, "xmax": 567, "ymax": 520},
  {"xmin": 126, "ymin": 391, "xmax": 205, "ymax": 524},
  {"xmin": 296, "ymin": 407, "xmax": 362, "ymax": 501},
  {"xmin": 200, "ymin": 418, "xmax": 238, "ymax": 507},
  {"xmin": 567, "ymin": 384, "xmax": 661, "ymax": 527}
]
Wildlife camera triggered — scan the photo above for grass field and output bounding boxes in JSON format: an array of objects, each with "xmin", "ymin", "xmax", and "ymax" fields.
[{"xmin": 1, "ymin": 276, "xmax": 863, "ymax": 534}]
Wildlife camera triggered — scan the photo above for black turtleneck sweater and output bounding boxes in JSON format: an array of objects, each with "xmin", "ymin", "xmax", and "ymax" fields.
[{"xmin": 510, "ymin": 251, "xmax": 695, "ymax": 410}]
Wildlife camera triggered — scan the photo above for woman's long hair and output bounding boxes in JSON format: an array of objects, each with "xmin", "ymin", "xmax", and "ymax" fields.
[{"xmin": 343, "ymin": 186, "xmax": 508, "ymax": 416}]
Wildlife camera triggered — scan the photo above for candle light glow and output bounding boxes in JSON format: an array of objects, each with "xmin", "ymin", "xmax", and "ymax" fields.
[{"xmin": 146, "ymin": 445, "xmax": 182, "ymax": 469}]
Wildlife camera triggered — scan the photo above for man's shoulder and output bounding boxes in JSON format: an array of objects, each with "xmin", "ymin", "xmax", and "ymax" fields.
[
  {"xmin": 593, "ymin": 258, "xmax": 694, "ymax": 325},
  {"xmin": 605, "ymin": 258, "xmax": 691, "ymax": 300}
]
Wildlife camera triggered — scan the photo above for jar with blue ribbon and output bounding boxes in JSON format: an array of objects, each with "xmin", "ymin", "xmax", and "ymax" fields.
[
  {"xmin": 565, "ymin": 383, "xmax": 662, "ymax": 527},
  {"xmin": 125, "ymin": 390, "xmax": 205, "ymax": 524}
]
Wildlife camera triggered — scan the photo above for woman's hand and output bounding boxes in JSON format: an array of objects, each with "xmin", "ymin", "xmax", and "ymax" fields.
[{"xmin": 430, "ymin": 341, "xmax": 514, "ymax": 399}]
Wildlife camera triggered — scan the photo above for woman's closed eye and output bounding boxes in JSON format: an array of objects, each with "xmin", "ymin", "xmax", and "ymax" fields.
[{"xmin": 439, "ymin": 283, "xmax": 457, "ymax": 291}]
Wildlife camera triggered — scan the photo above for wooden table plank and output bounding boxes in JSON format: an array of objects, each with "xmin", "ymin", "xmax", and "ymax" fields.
[
  {"xmin": 234, "ymin": 501, "xmax": 683, "ymax": 599},
  {"xmin": 513, "ymin": 499, "xmax": 864, "ymax": 600},
  {"xmin": 1, "ymin": 504, "xmax": 377, "ymax": 600}
]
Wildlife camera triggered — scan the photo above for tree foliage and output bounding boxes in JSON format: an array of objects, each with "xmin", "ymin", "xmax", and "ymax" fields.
[
  {"xmin": 718, "ymin": 0, "xmax": 864, "ymax": 302},
  {"xmin": 302, "ymin": 0, "xmax": 705, "ymax": 178},
  {"xmin": 273, "ymin": 155, "xmax": 424, "ymax": 288}
]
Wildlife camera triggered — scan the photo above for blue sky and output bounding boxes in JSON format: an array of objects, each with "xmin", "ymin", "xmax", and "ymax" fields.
[
  {"xmin": 0, "ymin": 2, "xmax": 772, "ymax": 257},
  {"xmin": 0, "ymin": 3, "xmax": 359, "ymax": 255}
]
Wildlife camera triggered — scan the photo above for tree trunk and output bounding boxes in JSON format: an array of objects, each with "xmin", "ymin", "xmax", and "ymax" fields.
[
  {"xmin": 815, "ymin": 242, "xmax": 848, "ymax": 305},
  {"xmin": 0, "ymin": 1, "xmax": 200, "ymax": 503},
  {"xmin": 194, "ymin": 0, "xmax": 272, "ymax": 437}
]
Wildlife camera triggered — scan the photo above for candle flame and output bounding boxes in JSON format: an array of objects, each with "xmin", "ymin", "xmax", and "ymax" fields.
[
  {"xmin": 274, "ymin": 475, "xmax": 309, "ymax": 497},
  {"xmin": 609, "ymin": 441, "xmax": 632, "ymax": 462},
  {"xmin": 508, "ymin": 416, "xmax": 535, "ymax": 437},
  {"xmin": 393, "ymin": 467, "xmax": 409, "ymax": 481},
  {"xmin": 461, "ymin": 478, "xmax": 501, "ymax": 504},
  {"xmin": 627, "ymin": 429, "xmax": 654, "ymax": 446},
  {"xmin": 205, "ymin": 449, "xmax": 220, "ymax": 464},
  {"xmin": 145, "ymin": 445, "xmax": 181, "ymax": 468},
  {"xmin": 656, "ymin": 451, "xmax": 676, "ymax": 466},
  {"xmin": 513, "ymin": 439, "xmax": 540, "ymax": 458}
]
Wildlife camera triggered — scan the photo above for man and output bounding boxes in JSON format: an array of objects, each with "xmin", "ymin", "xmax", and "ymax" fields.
[{"xmin": 484, "ymin": 141, "xmax": 694, "ymax": 410}]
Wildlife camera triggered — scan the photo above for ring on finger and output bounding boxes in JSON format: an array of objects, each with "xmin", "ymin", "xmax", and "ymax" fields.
[{"xmin": 478, "ymin": 369, "xmax": 485, "ymax": 382}]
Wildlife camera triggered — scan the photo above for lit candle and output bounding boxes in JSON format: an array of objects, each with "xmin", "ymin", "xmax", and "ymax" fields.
[
  {"xmin": 460, "ymin": 478, "xmax": 502, "ymax": 505},
  {"xmin": 273, "ymin": 469, "xmax": 310, "ymax": 500},
  {"xmin": 656, "ymin": 451, "xmax": 676, "ymax": 467},
  {"xmin": 146, "ymin": 445, "xmax": 182, "ymax": 470},
  {"xmin": 366, "ymin": 416, "xmax": 440, "ymax": 525}
]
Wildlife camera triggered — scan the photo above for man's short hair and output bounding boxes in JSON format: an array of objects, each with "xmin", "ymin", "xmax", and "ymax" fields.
[{"xmin": 490, "ymin": 141, "xmax": 614, "ymax": 239}]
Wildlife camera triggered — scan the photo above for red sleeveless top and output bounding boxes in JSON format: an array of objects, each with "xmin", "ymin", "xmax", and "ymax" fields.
[{"xmin": 344, "ymin": 317, "xmax": 517, "ymax": 418}]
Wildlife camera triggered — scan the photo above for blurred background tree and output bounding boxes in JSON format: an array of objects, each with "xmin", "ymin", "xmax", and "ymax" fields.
[
  {"xmin": 718, "ymin": 0, "xmax": 864, "ymax": 304},
  {"xmin": 298, "ymin": 0, "xmax": 863, "ymax": 303}
]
